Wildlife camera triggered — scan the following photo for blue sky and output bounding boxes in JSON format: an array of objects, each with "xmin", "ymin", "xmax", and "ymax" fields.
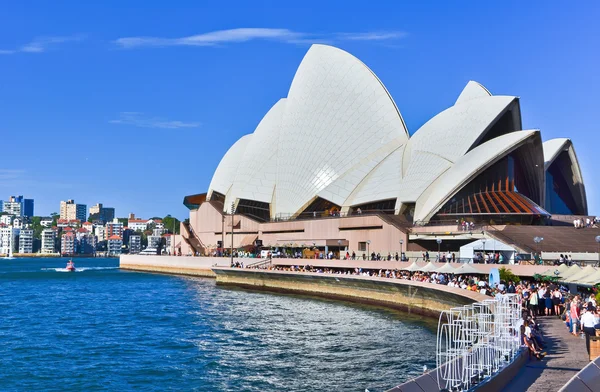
[{"xmin": 0, "ymin": 1, "xmax": 598, "ymax": 219}]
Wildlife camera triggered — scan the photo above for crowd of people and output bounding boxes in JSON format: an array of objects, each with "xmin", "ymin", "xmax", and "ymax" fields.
[
  {"xmin": 573, "ymin": 216, "xmax": 600, "ymax": 228},
  {"xmin": 236, "ymin": 262, "xmax": 600, "ymax": 357}
]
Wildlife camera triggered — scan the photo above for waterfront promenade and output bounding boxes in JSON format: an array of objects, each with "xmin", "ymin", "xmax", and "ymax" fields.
[{"xmin": 502, "ymin": 317, "xmax": 589, "ymax": 392}]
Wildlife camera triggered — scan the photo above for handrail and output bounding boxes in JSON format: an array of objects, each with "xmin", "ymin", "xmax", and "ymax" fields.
[{"xmin": 245, "ymin": 258, "xmax": 272, "ymax": 269}]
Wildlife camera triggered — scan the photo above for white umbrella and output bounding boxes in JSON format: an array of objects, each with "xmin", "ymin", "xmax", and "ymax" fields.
[
  {"xmin": 401, "ymin": 261, "xmax": 422, "ymax": 272},
  {"xmin": 576, "ymin": 269, "xmax": 600, "ymax": 286},
  {"xmin": 454, "ymin": 263, "xmax": 484, "ymax": 275},
  {"xmin": 435, "ymin": 263, "xmax": 457, "ymax": 274},
  {"xmin": 557, "ymin": 265, "xmax": 582, "ymax": 282},
  {"xmin": 541, "ymin": 263, "xmax": 569, "ymax": 277},
  {"xmin": 418, "ymin": 262, "xmax": 438, "ymax": 273},
  {"xmin": 563, "ymin": 265, "xmax": 597, "ymax": 284}
]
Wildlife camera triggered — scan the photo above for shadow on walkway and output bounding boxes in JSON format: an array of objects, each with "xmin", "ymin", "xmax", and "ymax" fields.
[{"xmin": 501, "ymin": 317, "xmax": 589, "ymax": 392}]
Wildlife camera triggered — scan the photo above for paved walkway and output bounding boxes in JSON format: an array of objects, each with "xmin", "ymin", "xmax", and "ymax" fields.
[{"xmin": 502, "ymin": 317, "xmax": 589, "ymax": 391}]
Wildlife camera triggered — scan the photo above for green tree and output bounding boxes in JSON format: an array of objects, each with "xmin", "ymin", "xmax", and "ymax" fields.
[
  {"xmin": 499, "ymin": 267, "xmax": 519, "ymax": 284},
  {"xmin": 163, "ymin": 215, "xmax": 180, "ymax": 234},
  {"xmin": 30, "ymin": 216, "xmax": 43, "ymax": 239},
  {"xmin": 50, "ymin": 212, "xmax": 59, "ymax": 227},
  {"xmin": 117, "ymin": 218, "xmax": 128, "ymax": 227}
]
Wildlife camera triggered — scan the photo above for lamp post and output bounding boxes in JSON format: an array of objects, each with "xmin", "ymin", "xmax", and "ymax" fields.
[
  {"xmin": 230, "ymin": 202, "xmax": 235, "ymax": 266},
  {"xmin": 367, "ymin": 240, "xmax": 371, "ymax": 260},
  {"xmin": 399, "ymin": 239, "xmax": 404, "ymax": 261},
  {"xmin": 534, "ymin": 236, "xmax": 544, "ymax": 263},
  {"xmin": 436, "ymin": 238, "xmax": 442, "ymax": 261},
  {"xmin": 595, "ymin": 236, "xmax": 600, "ymax": 267},
  {"xmin": 481, "ymin": 237, "xmax": 487, "ymax": 264},
  {"xmin": 338, "ymin": 239, "xmax": 342, "ymax": 259}
]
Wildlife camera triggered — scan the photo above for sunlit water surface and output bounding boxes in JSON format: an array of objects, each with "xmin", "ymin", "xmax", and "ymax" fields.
[{"xmin": 0, "ymin": 258, "xmax": 436, "ymax": 391}]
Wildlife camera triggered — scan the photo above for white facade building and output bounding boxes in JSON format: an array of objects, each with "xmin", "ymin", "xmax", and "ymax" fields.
[
  {"xmin": 128, "ymin": 219, "xmax": 149, "ymax": 232},
  {"xmin": 94, "ymin": 226, "xmax": 106, "ymax": 241},
  {"xmin": 41, "ymin": 229, "xmax": 56, "ymax": 254},
  {"xmin": 40, "ymin": 217, "xmax": 53, "ymax": 228},
  {"xmin": 0, "ymin": 227, "xmax": 18, "ymax": 255},
  {"xmin": 18, "ymin": 229, "xmax": 33, "ymax": 254},
  {"xmin": 0, "ymin": 215, "xmax": 13, "ymax": 226}
]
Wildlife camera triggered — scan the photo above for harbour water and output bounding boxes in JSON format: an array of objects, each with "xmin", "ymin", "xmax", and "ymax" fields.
[{"xmin": 0, "ymin": 258, "xmax": 436, "ymax": 391}]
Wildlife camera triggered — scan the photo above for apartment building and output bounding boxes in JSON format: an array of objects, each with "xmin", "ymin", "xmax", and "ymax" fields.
[
  {"xmin": 18, "ymin": 229, "xmax": 33, "ymax": 254},
  {"xmin": 41, "ymin": 229, "xmax": 56, "ymax": 254},
  {"xmin": 60, "ymin": 200, "xmax": 86, "ymax": 221}
]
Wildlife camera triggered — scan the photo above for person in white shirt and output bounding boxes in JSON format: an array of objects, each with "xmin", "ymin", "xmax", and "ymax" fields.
[{"xmin": 581, "ymin": 305, "xmax": 598, "ymax": 354}]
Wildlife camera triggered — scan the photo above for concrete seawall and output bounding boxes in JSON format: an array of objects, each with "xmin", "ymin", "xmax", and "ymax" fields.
[
  {"xmin": 211, "ymin": 268, "xmax": 488, "ymax": 317},
  {"xmin": 120, "ymin": 255, "xmax": 232, "ymax": 277}
]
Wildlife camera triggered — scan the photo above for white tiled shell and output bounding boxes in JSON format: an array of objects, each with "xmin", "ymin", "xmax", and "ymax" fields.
[
  {"xmin": 318, "ymin": 141, "xmax": 404, "ymax": 206},
  {"xmin": 413, "ymin": 130, "xmax": 539, "ymax": 222},
  {"xmin": 455, "ymin": 80, "xmax": 492, "ymax": 105},
  {"xmin": 273, "ymin": 44, "xmax": 409, "ymax": 216},
  {"xmin": 542, "ymin": 138, "xmax": 570, "ymax": 170},
  {"xmin": 229, "ymin": 99, "xmax": 286, "ymax": 205},
  {"xmin": 343, "ymin": 145, "xmax": 405, "ymax": 207},
  {"xmin": 407, "ymin": 95, "xmax": 517, "ymax": 164},
  {"xmin": 395, "ymin": 95, "xmax": 517, "ymax": 204},
  {"xmin": 207, "ymin": 134, "xmax": 252, "ymax": 197}
]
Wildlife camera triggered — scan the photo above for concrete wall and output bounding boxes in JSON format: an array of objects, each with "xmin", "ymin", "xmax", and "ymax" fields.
[
  {"xmin": 120, "ymin": 255, "xmax": 232, "ymax": 277},
  {"xmin": 186, "ymin": 206, "xmax": 410, "ymax": 257},
  {"xmin": 211, "ymin": 268, "xmax": 487, "ymax": 317}
]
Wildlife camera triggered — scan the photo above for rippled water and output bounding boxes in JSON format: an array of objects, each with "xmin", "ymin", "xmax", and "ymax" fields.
[{"xmin": 0, "ymin": 258, "xmax": 436, "ymax": 391}]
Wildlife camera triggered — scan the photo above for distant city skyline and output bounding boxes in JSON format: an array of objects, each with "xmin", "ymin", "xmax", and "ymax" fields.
[{"xmin": 0, "ymin": 1, "xmax": 598, "ymax": 219}]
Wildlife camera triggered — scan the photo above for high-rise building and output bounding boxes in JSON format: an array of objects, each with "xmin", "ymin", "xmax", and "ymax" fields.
[
  {"xmin": 18, "ymin": 229, "xmax": 33, "ymax": 254},
  {"xmin": 89, "ymin": 203, "xmax": 115, "ymax": 223},
  {"xmin": 60, "ymin": 200, "xmax": 86, "ymax": 221},
  {"xmin": 41, "ymin": 229, "xmax": 56, "ymax": 254},
  {"xmin": 1, "ymin": 195, "xmax": 34, "ymax": 218},
  {"xmin": 106, "ymin": 219, "xmax": 124, "ymax": 238}
]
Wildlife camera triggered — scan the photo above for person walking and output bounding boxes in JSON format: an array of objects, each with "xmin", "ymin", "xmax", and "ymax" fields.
[
  {"xmin": 581, "ymin": 304, "xmax": 597, "ymax": 355},
  {"xmin": 570, "ymin": 296, "xmax": 581, "ymax": 336}
]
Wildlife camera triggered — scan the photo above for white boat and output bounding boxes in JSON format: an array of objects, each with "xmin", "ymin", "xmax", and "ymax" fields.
[{"xmin": 139, "ymin": 247, "xmax": 158, "ymax": 255}]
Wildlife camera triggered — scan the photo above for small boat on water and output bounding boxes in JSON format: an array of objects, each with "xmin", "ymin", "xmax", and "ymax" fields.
[{"xmin": 66, "ymin": 260, "xmax": 76, "ymax": 272}]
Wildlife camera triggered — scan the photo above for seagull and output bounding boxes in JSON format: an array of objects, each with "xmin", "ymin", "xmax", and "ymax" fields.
[{"xmin": 423, "ymin": 365, "xmax": 428, "ymax": 373}]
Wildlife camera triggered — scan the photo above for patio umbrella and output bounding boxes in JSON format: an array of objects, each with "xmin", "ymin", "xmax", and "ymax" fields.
[
  {"xmin": 541, "ymin": 263, "xmax": 569, "ymax": 277},
  {"xmin": 401, "ymin": 261, "xmax": 422, "ymax": 272},
  {"xmin": 454, "ymin": 263, "xmax": 484, "ymax": 275},
  {"xmin": 557, "ymin": 265, "xmax": 582, "ymax": 281},
  {"xmin": 563, "ymin": 265, "xmax": 597, "ymax": 284},
  {"xmin": 418, "ymin": 262, "xmax": 438, "ymax": 273},
  {"xmin": 575, "ymin": 269, "xmax": 600, "ymax": 286},
  {"xmin": 435, "ymin": 263, "xmax": 457, "ymax": 274}
]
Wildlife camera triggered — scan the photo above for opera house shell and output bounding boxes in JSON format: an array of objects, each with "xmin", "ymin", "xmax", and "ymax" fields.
[{"xmin": 205, "ymin": 44, "xmax": 587, "ymax": 225}]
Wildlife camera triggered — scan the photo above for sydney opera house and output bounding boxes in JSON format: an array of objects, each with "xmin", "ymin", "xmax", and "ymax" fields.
[{"xmin": 177, "ymin": 44, "xmax": 591, "ymax": 258}]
